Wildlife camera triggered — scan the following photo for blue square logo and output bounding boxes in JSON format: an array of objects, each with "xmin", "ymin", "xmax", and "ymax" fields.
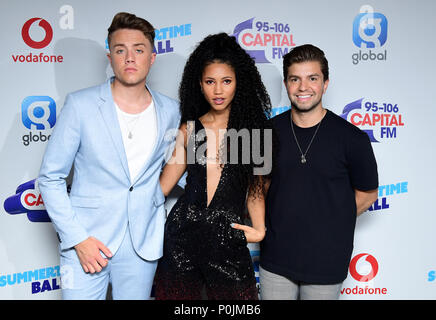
[
  {"xmin": 353, "ymin": 12, "xmax": 388, "ymax": 49},
  {"xmin": 21, "ymin": 96, "xmax": 56, "ymax": 130}
]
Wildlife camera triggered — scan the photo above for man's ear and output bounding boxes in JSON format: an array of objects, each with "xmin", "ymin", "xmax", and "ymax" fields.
[{"xmin": 323, "ymin": 79, "xmax": 329, "ymax": 94}]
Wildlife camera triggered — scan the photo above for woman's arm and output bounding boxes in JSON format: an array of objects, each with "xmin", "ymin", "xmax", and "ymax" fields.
[
  {"xmin": 160, "ymin": 123, "xmax": 188, "ymax": 196},
  {"xmin": 231, "ymin": 178, "xmax": 270, "ymax": 243}
]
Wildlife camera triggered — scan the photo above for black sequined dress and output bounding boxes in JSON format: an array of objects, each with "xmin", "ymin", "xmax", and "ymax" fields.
[{"xmin": 155, "ymin": 119, "xmax": 258, "ymax": 300}]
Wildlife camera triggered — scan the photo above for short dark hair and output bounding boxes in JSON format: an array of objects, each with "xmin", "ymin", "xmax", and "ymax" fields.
[
  {"xmin": 107, "ymin": 12, "xmax": 155, "ymax": 48},
  {"xmin": 283, "ymin": 44, "xmax": 329, "ymax": 81}
]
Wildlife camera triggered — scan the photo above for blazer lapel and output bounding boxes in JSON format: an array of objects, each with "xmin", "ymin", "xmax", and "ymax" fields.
[
  {"xmin": 132, "ymin": 86, "xmax": 165, "ymax": 184},
  {"xmin": 98, "ymin": 79, "xmax": 131, "ymax": 182}
]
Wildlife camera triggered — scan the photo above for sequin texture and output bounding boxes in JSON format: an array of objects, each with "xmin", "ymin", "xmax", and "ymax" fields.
[{"xmin": 155, "ymin": 119, "xmax": 258, "ymax": 300}]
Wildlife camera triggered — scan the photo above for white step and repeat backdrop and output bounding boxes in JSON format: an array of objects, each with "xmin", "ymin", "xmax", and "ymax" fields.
[{"xmin": 1, "ymin": 0, "xmax": 435, "ymax": 299}]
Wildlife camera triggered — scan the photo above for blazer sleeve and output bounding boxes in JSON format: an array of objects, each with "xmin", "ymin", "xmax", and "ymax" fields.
[{"xmin": 37, "ymin": 93, "xmax": 89, "ymax": 250}]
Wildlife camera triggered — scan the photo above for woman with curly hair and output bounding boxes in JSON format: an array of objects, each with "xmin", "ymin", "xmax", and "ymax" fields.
[{"xmin": 154, "ymin": 33, "xmax": 274, "ymax": 300}]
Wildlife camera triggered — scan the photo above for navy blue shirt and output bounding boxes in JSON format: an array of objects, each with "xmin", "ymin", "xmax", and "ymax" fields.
[{"xmin": 260, "ymin": 109, "xmax": 378, "ymax": 284}]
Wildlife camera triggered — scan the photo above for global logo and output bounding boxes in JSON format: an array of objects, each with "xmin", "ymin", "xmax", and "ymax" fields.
[
  {"xmin": 3, "ymin": 179, "xmax": 51, "ymax": 222},
  {"xmin": 349, "ymin": 253, "xmax": 379, "ymax": 282},
  {"xmin": 233, "ymin": 17, "xmax": 296, "ymax": 63},
  {"xmin": 22, "ymin": 18, "xmax": 53, "ymax": 49},
  {"xmin": 22, "ymin": 96, "xmax": 56, "ymax": 130},
  {"xmin": 352, "ymin": 6, "xmax": 387, "ymax": 48},
  {"xmin": 351, "ymin": 5, "xmax": 388, "ymax": 65},
  {"xmin": 21, "ymin": 96, "xmax": 56, "ymax": 146},
  {"xmin": 341, "ymin": 98, "xmax": 404, "ymax": 143}
]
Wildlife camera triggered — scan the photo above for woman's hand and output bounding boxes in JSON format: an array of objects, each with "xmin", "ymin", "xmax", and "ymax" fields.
[{"xmin": 231, "ymin": 223, "xmax": 266, "ymax": 243}]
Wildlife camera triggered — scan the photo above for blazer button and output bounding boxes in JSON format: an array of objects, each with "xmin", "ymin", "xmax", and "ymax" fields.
[{"xmin": 129, "ymin": 186, "xmax": 133, "ymax": 192}]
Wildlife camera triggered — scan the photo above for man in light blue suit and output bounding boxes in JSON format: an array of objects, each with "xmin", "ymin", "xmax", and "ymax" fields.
[{"xmin": 38, "ymin": 12, "xmax": 180, "ymax": 299}]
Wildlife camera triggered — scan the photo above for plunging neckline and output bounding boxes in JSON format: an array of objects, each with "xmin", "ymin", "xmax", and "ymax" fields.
[{"xmin": 196, "ymin": 119, "xmax": 226, "ymax": 209}]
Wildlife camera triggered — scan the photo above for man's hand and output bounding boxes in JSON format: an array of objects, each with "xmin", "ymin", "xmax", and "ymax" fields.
[{"xmin": 74, "ymin": 237, "xmax": 113, "ymax": 273}]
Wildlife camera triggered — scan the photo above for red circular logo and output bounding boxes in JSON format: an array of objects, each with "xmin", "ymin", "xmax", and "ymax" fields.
[
  {"xmin": 21, "ymin": 18, "xmax": 53, "ymax": 49},
  {"xmin": 349, "ymin": 253, "xmax": 379, "ymax": 282}
]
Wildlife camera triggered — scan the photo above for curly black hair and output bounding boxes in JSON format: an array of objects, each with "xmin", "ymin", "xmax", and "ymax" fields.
[{"xmin": 179, "ymin": 32, "xmax": 276, "ymax": 197}]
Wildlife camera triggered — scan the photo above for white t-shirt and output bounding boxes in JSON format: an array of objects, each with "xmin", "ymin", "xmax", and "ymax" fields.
[{"xmin": 115, "ymin": 101, "xmax": 157, "ymax": 182}]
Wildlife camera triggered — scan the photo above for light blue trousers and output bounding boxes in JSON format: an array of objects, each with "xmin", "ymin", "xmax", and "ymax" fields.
[{"xmin": 59, "ymin": 226, "xmax": 158, "ymax": 300}]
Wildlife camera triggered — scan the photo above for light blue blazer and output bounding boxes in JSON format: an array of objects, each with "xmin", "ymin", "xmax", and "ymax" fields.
[{"xmin": 38, "ymin": 78, "xmax": 180, "ymax": 260}]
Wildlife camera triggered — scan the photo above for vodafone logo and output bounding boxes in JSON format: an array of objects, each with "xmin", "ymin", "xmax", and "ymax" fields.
[
  {"xmin": 13, "ymin": 9, "xmax": 73, "ymax": 63},
  {"xmin": 13, "ymin": 17, "xmax": 63, "ymax": 63},
  {"xmin": 349, "ymin": 253, "xmax": 379, "ymax": 282},
  {"xmin": 21, "ymin": 18, "xmax": 53, "ymax": 49},
  {"xmin": 341, "ymin": 253, "xmax": 387, "ymax": 296}
]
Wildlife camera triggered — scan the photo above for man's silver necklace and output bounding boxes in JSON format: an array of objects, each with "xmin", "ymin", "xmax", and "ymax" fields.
[
  {"xmin": 289, "ymin": 111, "xmax": 324, "ymax": 164},
  {"xmin": 121, "ymin": 112, "xmax": 143, "ymax": 139}
]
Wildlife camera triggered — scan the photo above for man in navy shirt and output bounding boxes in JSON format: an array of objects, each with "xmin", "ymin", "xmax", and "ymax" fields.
[{"xmin": 259, "ymin": 44, "xmax": 378, "ymax": 300}]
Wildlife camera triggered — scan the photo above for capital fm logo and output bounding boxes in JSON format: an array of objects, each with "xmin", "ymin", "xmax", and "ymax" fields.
[
  {"xmin": 341, "ymin": 98, "xmax": 404, "ymax": 143},
  {"xmin": 3, "ymin": 179, "xmax": 51, "ymax": 223},
  {"xmin": 341, "ymin": 253, "xmax": 387, "ymax": 296},
  {"xmin": 351, "ymin": 5, "xmax": 388, "ymax": 65},
  {"xmin": 21, "ymin": 96, "xmax": 56, "ymax": 146},
  {"xmin": 233, "ymin": 17, "xmax": 296, "ymax": 63}
]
